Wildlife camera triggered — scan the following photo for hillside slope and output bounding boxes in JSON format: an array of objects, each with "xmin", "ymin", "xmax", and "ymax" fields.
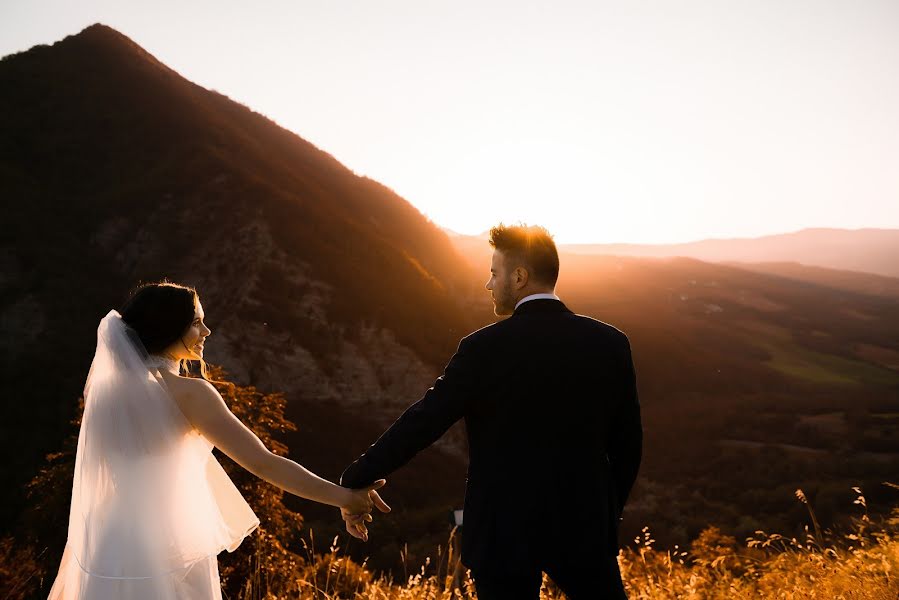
[{"xmin": 0, "ymin": 24, "xmax": 479, "ymax": 535}]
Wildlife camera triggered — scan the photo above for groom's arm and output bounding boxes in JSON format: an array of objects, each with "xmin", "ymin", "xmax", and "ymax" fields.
[
  {"xmin": 340, "ymin": 336, "xmax": 477, "ymax": 489},
  {"xmin": 607, "ymin": 336, "xmax": 642, "ymax": 518}
]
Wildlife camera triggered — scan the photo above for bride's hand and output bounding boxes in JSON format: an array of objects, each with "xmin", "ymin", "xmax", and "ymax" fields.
[
  {"xmin": 342, "ymin": 509, "xmax": 372, "ymax": 541},
  {"xmin": 341, "ymin": 480, "xmax": 390, "ymax": 541}
]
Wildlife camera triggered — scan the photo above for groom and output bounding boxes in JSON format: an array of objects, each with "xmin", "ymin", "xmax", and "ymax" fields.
[{"xmin": 340, "ymin": 223, "xmax": 642, "ymax": 599}]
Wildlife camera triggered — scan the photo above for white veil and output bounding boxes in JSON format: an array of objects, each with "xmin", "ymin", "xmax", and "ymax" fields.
[{"xmin": 52, "ymin": 309, "xmax": 258, "ymax": 596}]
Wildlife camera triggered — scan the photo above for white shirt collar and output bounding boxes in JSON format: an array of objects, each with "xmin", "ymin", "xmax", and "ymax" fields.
[{"xmin": 515, "ymin": 293, "xmax": 561, "ymax": 310}]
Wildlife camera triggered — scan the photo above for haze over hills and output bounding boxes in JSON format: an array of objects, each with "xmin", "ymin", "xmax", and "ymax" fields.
[
  {"xmin": 2, "ymin": 23, "xmax": 898, "ymax": 579},
  {"xmin": 723, "ymin": 262, "xmax": 899, "ymax": 299},
  {"xmin": 452, "ymin": 227, "xmax": 899, "ymax": 299},
  {"xmin": 559, "ymin": 228, "xmax": 899, "ymax": 278}
]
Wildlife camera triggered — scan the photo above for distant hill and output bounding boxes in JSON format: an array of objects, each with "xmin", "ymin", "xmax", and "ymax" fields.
[
  {"xmin": 725, "ymin": 262, "xmax": 899, "ymax": 299},
  {"xmin": 560, "ymin": 228, "xmax": 899, "ymax": 277},
  {"xmin": 2, "ymin": 23, "xmax": 898, "ymax": 577}
]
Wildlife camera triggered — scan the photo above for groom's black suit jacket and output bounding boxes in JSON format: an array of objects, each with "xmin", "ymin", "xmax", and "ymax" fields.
[{"xmin": 341, "ymin": 299, "xmax": 642, "ymax": 576}]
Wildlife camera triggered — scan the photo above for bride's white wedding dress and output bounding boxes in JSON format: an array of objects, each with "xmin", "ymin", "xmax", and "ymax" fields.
[{"xmin": 48, "ymin": 310, "xmax": 259, "ymax": 599}]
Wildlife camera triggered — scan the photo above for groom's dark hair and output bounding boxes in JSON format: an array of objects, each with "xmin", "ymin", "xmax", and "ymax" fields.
[{"xmin": 488, "ymin": 223, "xmax": 560, "ymax": 286}]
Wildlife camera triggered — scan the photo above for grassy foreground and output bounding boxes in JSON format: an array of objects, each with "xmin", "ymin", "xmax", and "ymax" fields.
[
  {"xmin": 236, "ymin": 489, "xmax": 898, "ymax": 599},
  {"xmin": 1, "ymin": 490, "xmax": 896, "ymax": 599}
]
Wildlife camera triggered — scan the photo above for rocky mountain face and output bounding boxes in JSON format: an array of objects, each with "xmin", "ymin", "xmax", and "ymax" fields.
[{"xmin": 0, "ymin": 24, "xmax": 484, "ymax": 531}]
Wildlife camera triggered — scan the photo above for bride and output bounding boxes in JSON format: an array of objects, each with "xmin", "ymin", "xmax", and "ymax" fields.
[{"xmin": 48, "ymin": 281, "xmax": 388, "ymax": 599}]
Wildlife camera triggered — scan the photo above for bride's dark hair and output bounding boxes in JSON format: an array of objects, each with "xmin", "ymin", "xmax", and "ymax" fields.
[{"xmin": 120, "ymin": 281, "xmax": 210, "ymax": 381}]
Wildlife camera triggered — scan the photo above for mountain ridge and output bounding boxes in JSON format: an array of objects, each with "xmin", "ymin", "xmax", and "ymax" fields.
[{"xmin": 559, "ymin": 227, "xmax": 899, "ymax": 277}]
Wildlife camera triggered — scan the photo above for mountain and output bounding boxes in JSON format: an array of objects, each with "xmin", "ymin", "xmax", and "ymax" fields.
[
  {"xmin": 724, "ymin": 262, "xmax": 899, "ymax": 299},
  {"xmin": 2, "ymin": 24, "xmax": 898, "ymax": 577},
  {"xmin": 0, "ymin": 23, "xmax": 481, "ymax": 548},
  {"xmin": 560, "ymin": 228, "xmax": 899, "ymax": 278}
]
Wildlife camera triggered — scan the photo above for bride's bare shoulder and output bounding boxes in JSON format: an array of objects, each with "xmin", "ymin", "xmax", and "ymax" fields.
[
  {"xmin": 162, "ymin": 374, "xmax": 228, "ymax": 428},
  {"xmin": 161, "ymin": 371, "xmax": 220, "ymax": 401}
]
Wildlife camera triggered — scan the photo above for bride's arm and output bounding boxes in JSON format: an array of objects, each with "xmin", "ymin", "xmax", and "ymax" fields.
[{"xmin": 175, "ymin": 378, "xmax": 382, "ymax": 515}]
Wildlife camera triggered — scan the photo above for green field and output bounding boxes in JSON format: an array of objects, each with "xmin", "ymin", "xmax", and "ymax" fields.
[{"xmin": 736, "ymin": 320, "xmax": 899, "ymax": 387}]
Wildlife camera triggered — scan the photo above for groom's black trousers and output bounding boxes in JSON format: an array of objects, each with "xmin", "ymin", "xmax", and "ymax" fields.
[{"xmin": 473, "ymin": 554, "xmax": 627, "ymax": 600}]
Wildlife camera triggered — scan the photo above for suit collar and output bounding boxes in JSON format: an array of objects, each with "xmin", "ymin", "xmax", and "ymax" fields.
[
  {"xmin": 515, "ymin": 292, "xmax": 560, "ymax": 310},
  {"xmin": 512, "ymin": 298, "xmax": 572, "ymax": 315}
]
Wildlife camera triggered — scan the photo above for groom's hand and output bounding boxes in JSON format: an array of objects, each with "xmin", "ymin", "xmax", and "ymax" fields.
[{"xmin": 368, "ymin": 484, "xmax": 391, "ymax": 514}]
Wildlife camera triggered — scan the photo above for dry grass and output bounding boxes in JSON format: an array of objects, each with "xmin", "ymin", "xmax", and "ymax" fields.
[
  {"xmin": 5, "ymin": 487, "xmax": 894, "ymax": 599},
  {"xmin": 239, "ymin": 488, "xmax": 899, "ymax": 599}
]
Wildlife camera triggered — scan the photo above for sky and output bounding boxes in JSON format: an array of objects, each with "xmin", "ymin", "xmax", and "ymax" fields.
[{"xmin": 2, "ymin": 1, "xmax": 898, "ymax": 244}]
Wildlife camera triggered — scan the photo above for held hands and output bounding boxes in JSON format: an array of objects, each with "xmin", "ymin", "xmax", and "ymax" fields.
[{"xmin": 340, "ymin": 479, "xmax": 391, "ymax": 542}]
